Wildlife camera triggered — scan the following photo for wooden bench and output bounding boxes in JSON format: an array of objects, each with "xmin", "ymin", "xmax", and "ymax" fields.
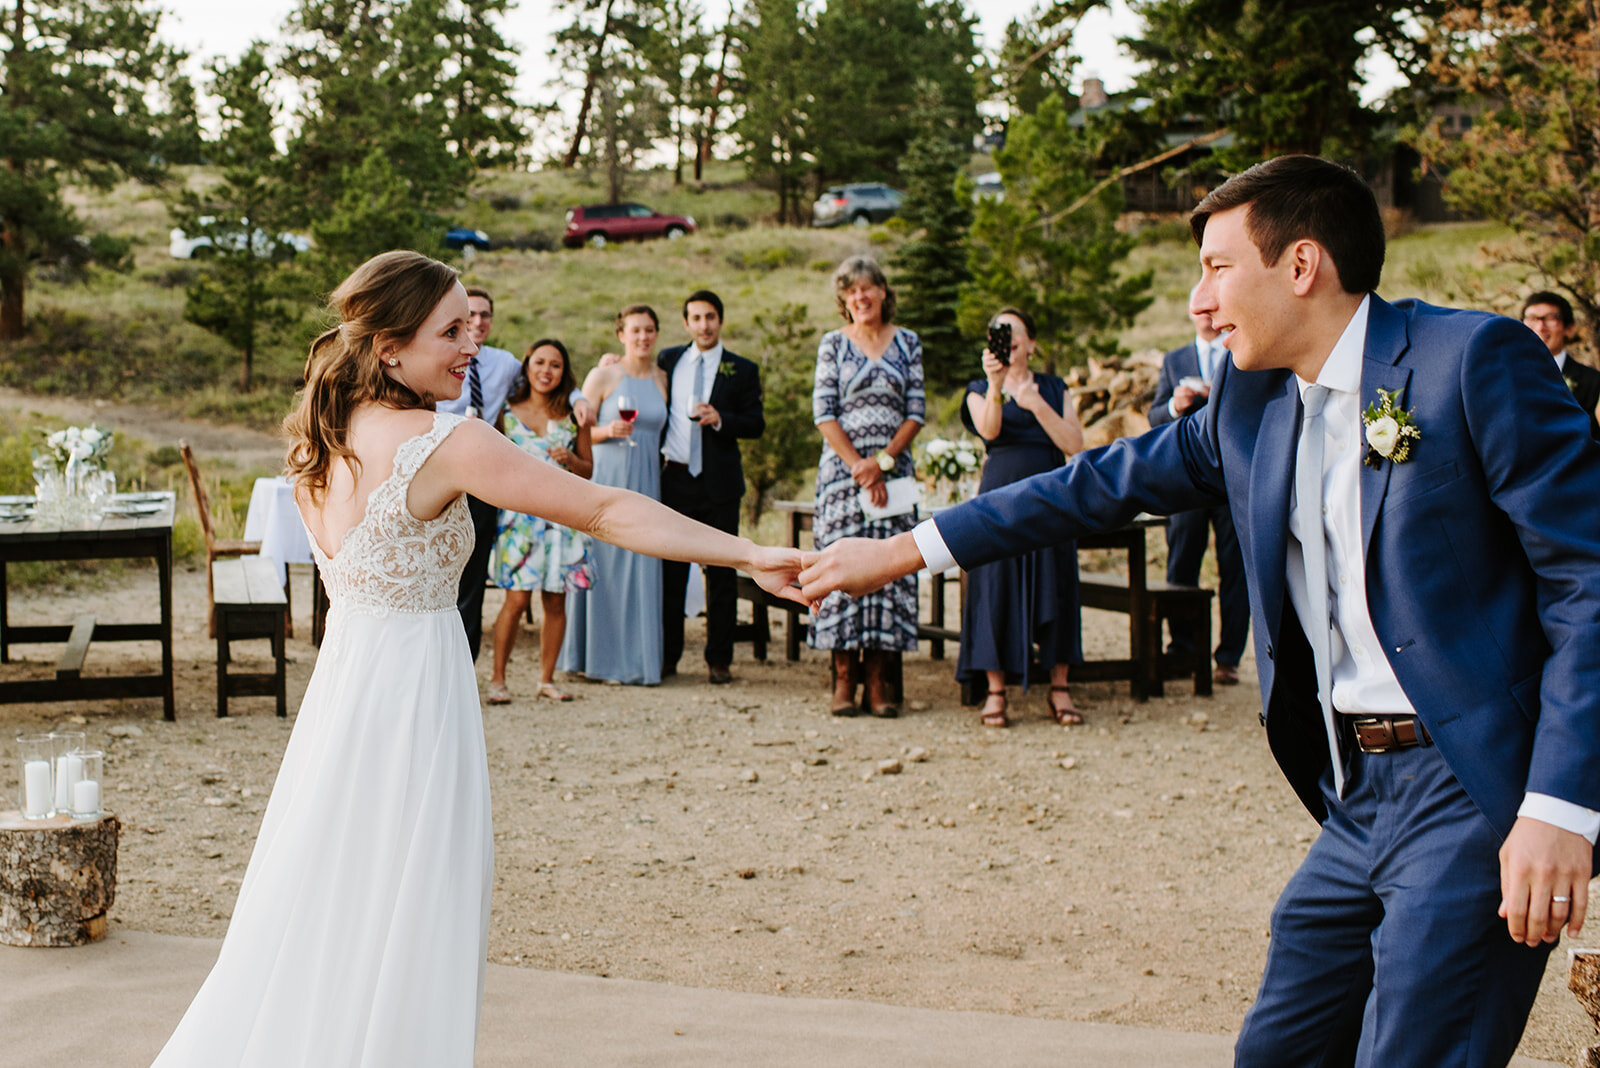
[
  {"xmin": 212, "ymin": 556, "xmax": 288, "ymax": 717},
  {"xmin": 1079, "ymin": 574, "xmax": 1214, "ymax": 698}
]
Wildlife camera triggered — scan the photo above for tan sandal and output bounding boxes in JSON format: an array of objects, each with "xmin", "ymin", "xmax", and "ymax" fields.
[
  {"xmin": 537, "ymin": 682, "xmax": 572, "ymax": 702},
  {"xmin": 486, "ymin": 681, "xmax": 512, "ymax": 705},
  {"xmin": 1049, "ymin": 685, "xmax": 1083, "ymax": 725},
  {"xmin": 980, "ymin": 689, "xmax": 1009, "ymax": 728}
]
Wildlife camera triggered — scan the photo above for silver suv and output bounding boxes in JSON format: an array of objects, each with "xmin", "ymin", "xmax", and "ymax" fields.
[{"xmin": 811, "ymin": 183, "xmax": 904, "ymax": 227}]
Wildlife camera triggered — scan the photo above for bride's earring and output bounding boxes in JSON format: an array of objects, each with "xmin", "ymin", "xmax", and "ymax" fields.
[{"xmin": 387, "ymin": 358, "xmax": 398, "ymax": 367}]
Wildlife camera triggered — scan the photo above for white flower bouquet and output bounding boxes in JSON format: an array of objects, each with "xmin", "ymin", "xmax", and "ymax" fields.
[
  {"xmin": 37, "ymin": 425, "xmax": 114, "ymax": 472},
  {"xmin": 918, "ymin": 436, "xmax": 982, "ymax": 503}
]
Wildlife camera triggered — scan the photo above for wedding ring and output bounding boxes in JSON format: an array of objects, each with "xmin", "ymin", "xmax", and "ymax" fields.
[{"xmin": 1552, "ymin": 895, "xmax": 1571, "ymax": 904}]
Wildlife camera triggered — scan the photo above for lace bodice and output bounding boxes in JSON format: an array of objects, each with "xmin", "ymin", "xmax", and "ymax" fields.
[{"xmin": 308, "ymin": 412, "xmax": 474, "ymax": 617}]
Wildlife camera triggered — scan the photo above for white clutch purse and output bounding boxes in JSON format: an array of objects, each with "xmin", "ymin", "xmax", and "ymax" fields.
[{"xmin": 858, "ymin": 477, "xmax": 922, "ymax": 521}]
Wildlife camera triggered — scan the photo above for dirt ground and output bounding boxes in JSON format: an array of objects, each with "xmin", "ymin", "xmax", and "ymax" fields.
[
  {"xmin": 0, "ymin": 392, "xmax": 1592, "ymax": 1062},
  {"xmin": 0, "ymin": 565, "xmax": 1591, "ymax": 1063}
]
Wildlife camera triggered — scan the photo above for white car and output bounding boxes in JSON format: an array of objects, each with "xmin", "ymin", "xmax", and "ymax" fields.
[{"xmin": 169, "ymin": 218, "xmax": 311, "ymax": 260}]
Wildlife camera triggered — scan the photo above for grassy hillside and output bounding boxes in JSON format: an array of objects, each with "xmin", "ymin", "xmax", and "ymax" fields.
[{"xmin": 1, "ymin": 161, "xmax": 1533, "ymax": 438}]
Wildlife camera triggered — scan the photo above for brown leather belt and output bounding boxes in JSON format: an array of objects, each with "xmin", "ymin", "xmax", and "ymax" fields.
[{"xmin": 1345, "ymin": 715, "xmax": 1431, "ymax": 754}]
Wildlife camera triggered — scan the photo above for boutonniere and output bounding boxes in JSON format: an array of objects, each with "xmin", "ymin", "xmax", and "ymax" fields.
[
  {"xmin": 716, "ymin": 361, "xmax": 735, "ymax": 379},
  {"xmin": 1565, "ymin": 374, "xmax": 1580, "ymax": 395},
  {"xmin": 1361, "ymin": 387, "xmax": 1420, "ymax": 468}
]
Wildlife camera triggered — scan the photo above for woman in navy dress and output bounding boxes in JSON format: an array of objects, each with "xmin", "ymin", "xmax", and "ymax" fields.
[
  {"xmin": 809, "ymin": 256, "xmax": 925, "ymax": 717},
  {"xmin": 957, "ymin": 307, "xmax": 1085, "ymax": 727}
]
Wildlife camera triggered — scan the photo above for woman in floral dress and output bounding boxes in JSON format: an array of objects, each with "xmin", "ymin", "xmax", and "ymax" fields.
[
  {"xmin": 809, "ymin": 256, "xmax": 925, "ymax": 717},
  {"xmin": 486, "ymin": 339, "xmax": 594, "ymax": 703}
]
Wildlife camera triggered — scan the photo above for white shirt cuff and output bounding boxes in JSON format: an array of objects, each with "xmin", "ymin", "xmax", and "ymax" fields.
[
  {"xmin": 1168, "ymin": 397, "xmax": 1181, "ymax": 419},
  {"xmin": 569, "ymin": 388, "xmax": 587, "ymax": 407},
  {"xmin": 1518, "ymin": 792, "xmax": 1600, "ymax": 844},
  {"xmin": 912, "ymin": 518, "xmax": 956, "ymax": 574}
]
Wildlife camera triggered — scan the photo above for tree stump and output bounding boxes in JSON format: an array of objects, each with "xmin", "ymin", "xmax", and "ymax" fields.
[
  {"xmin": 1572, "ymin": 949, "xmax": 1600, "ymax": 1068},
  {"xmin": 0, "ymin": 811, "xmax": 120, "ymax": 947}
]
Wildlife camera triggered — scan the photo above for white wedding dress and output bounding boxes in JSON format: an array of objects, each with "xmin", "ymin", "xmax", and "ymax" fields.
[{"xmin": 154, "ymin": 413, "xmax": 493, "ymax": 1066}]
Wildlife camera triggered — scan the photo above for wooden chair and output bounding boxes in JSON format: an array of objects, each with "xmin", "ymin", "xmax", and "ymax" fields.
[{"xmin": 179, "ymin": 440, "xmax": 273, "ymax": 637}]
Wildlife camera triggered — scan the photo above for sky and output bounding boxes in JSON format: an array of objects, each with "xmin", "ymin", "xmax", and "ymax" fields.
[{"xmin": 156, "ymin": 0, "xmax": 1147, "ymax": 101}]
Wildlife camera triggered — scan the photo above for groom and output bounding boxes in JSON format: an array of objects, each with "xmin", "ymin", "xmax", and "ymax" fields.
[{"xmin": 798, "ymin": 155, "xmax": 1600, "ymax": 1067}]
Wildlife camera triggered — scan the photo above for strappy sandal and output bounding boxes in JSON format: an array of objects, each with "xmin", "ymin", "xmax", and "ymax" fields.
[
  {"xmin": 1049, "ymin": 685, "xmax": 1083, "ymax": 726},
  {"xmin": 980, "ymin": 689, "xmax": 1009, "ymax": 728},
  {"xmin": 537, "ymin": 682, "xmax": 573, "ymax": 702},
  {"xmin": 485, "ymin": 681, "xmax": 512, "ymax": 705}
]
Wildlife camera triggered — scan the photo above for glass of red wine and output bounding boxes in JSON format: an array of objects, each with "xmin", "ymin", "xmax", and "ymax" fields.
[{"xmin": 615, "ymin": 391, "xmax": 639, "ymax": 447}]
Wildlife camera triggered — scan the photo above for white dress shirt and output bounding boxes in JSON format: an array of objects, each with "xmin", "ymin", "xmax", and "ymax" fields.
[
  {"xmin": 1554, "ymin": 350, "xmax": 1569, "ymax": 373},
  {"xmin": 662, "ymin": 342, "xmax": 722, "ymax": 463},
  {"xmin": 916, "ymin": 295, "xmax": 1597, "ymax": 841}
]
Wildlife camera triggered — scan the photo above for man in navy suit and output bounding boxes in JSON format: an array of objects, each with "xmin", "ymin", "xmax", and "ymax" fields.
[
  {"xmin": 798, "ymin": 156, "xmax": 1598, "ymax": 1067},
  {"xmin": 658, "ymin": 290, "xmax": 765, "ymax": 683},
  {"xmin": 1522, "ymin": 290, "xmax": 1600, "ymax": 440},
  {"xmin": 1149, "ymin": 294, "xmax": 1249, "ymax": 684}
]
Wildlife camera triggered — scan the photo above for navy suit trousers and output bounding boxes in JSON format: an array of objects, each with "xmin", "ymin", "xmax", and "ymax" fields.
[
  {"xmin": 1164, "ymin": 506, "xmax": 1249, "ymax": 666},
  {"xmin": 1235, "ymin": 742, "xmax": 1552, "ymax": 1068},
  {"xmin": 661, "ymin": 463, "xmax": 740, "ymax": 671}
]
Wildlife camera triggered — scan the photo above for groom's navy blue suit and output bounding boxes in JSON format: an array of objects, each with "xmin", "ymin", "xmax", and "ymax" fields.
[{"xmin": 934, "ymin": 296, "xmax": 1600, "ymax": 1065}]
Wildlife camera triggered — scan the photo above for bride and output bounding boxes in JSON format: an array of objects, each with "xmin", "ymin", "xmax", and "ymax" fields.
[{"xmin": 152, "ymin": 251, "xmax": 805, "ymax": 1065}]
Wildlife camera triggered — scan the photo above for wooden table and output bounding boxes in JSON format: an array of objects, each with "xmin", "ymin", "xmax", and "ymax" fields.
[
  {"xmin": 771, "ymin": 500, "xmax": 1174, "ymax": 700},
  {"xmin": 0, "ymin": 492, "xmax": 176, "ymax": 720}
]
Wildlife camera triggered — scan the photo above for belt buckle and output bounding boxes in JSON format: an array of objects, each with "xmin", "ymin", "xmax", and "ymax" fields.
[{"xmin": 1350, "ymin": 716, "xmax": 1420, "ymax": 754}]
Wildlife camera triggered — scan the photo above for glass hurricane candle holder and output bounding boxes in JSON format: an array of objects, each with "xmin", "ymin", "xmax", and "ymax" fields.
[
  {"xmin": 50, "ymin": 730, "xmax": 86, "ymax": 814},
  {"xmin": 16, "ymin": 733, "xmax": 55, "ymax": 819},
  {"xmin": 69, "ymin": 750, "xmax": 103, "ymax": 820}
]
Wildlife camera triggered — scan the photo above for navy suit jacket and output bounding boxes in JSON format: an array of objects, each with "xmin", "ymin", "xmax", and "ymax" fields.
[
  {"xmin": 1148, "ymin": 341, "xmax": 1204, "ymax": 427},
  {"xmin": 658, "ymin": 344, "xmax": 765, "ymax": 505},
  {"xmin": 937, "ymin": 296, "xmax": 1600, "ymax": 850}
]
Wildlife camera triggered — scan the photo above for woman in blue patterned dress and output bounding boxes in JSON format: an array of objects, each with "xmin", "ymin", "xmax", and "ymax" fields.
[
  {"xmin": 487, "ymin": 339, "xmax": 595, "ymax": 703},
  {"xmin": 957, "ymin": 308, "xmax": 1085, "ymax": 728},
  {"xmin": 809, "ymin": 256, "xmax": 925, "ymax": 717}
]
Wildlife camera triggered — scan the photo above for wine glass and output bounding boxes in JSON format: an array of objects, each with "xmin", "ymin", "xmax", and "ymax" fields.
[{"xmin": 615, "ymin": 391, "xmax": 639, "ymax": 448}]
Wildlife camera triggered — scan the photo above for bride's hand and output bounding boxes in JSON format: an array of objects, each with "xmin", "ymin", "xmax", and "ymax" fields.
[{"xmin": 746, "ymin": 545, "xmax": 809, "ymax": 607}]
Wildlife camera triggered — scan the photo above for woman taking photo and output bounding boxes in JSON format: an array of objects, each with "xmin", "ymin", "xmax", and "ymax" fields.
[
  {"xmin": 151, "ymin": 253, "xmax": 802, "ymax": 1064},
  {"xmin": 958, "ymin": 307, "xmax": 1085, "ymax": 727},
  {"xmin": 809, "ymin": 256, "xmax": 925, "ymax": 718},
  {"xmin": 559, "ymin": 304, "xmax": 670, "ymax": 685},
  {"xmin": 486, "ymin": 339, "xmax": 595, "ymax": 705}
]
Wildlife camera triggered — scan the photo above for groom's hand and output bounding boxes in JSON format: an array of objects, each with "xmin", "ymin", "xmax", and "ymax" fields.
[
  {"xmin": 798, "ymin": 533, "xmax": 924, "ymax": 601},
  {"xmin": 1498, "ymin": 816, "xmax": 1591, "ymax": 946}
]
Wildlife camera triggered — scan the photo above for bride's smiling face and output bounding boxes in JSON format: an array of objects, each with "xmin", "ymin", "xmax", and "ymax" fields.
[{"xmin": 384, "ymin": 283, "xmax": 477, "ymax": 401}]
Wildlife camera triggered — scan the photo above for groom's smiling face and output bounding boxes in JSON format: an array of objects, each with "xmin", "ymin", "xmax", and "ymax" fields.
[{"xmin": 1193, "ymin": 204, "xmax": 1301, "ymax": 374}]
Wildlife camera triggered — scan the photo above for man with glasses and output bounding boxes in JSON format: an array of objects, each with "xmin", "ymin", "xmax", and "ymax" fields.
[{"xmin": 1522, "ymin": 291, "xmax": 1600, "ymax": 439}]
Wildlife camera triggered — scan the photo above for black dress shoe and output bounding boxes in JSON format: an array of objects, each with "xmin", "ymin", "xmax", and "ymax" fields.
[{"xmin": 708, "ymin": 665, "xmax": 733, "ymax": 685}]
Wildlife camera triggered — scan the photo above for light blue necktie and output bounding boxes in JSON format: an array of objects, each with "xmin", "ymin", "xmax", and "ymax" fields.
[
  {"xmin": 1296, "ymin": 385, "xmax": 1344, "ymax": 794},
  {"xmin": 688, "ymin": 353, "xmax": 708, "ymax": 477}
]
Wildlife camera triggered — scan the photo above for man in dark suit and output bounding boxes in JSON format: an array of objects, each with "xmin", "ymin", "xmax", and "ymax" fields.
[
  {"xmin": 1149, "ymin": 294, "xmax": 1249, "ymax": 684},
  {"xmin": 658, "ymin": 289, "xmax": 765, "ymax": 683},
  {"xmin": 1522, "ymin": 290, "xmax": 1600, "ymax": 439},
  {"xmin": 799, "ymin": 156, "xmax": 1598, "ymax": 1067}
]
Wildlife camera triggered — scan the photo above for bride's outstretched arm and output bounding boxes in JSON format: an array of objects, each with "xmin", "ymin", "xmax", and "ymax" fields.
[{"xmin": 417, "ymin": 418, "xmax": 806, "ymax": 604}]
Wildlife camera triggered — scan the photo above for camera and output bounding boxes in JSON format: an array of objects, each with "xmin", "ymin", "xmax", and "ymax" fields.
[{"xmin": 987, "ymin": 322, "xmax": 1012, "ymax": 366}]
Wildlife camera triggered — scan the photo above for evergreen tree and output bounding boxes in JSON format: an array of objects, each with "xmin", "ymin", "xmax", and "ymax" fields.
[
  {"xmin": 891, "ymin": 85, "xmax": 974, "ymax": 392},
  {"xmin": 960, "ymin": 93, "xmax": 1151, "ymax": 369},
  {"xmin": 172, "ymin": 46, "xmax": 299, "ymax": 391},
  {"xmin": 637, "ymin": 0, "xmax": 711, "ymax": 185},
  {"xmin": 739, "ymin": 304, "xmax": 819, "ymax": 526},
  {"xmin": 438, "ymin": 0, "xmax": 527, "ymax": 167},
  {"xmin": 159, "ymin": 71, "xmax": 208, "ymax": 166},
  {"xmin": 0, "ymin": 0, "xmax": 171, "ymax": 339},
  {"xmin": 730, "ymin": 0, "xmax": 814, "ymax": 223}
]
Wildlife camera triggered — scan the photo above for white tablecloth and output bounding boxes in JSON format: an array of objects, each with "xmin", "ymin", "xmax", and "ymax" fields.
[{"xmin": 243, "ymin": 477, "xmax": 311, "ymax": 586}]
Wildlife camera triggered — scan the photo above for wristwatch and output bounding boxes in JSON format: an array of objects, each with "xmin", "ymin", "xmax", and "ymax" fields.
[{"xmin": 875, "ymin": 450, "xmax": 895, "ymax": 473}]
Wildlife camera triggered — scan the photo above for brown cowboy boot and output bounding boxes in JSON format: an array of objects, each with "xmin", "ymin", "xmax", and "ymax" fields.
[
  {"xmin": 861, "ymin": 649, "xmax": 899, "ymax": 718},
  {"xmin": 830, "ymin": 651, "xmax": 859, "ymax": 716}
]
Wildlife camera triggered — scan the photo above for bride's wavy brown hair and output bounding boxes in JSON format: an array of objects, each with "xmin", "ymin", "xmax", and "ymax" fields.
[{"xmin": 283, "ymin": 251, "xmax": 461, "ymax": 504}]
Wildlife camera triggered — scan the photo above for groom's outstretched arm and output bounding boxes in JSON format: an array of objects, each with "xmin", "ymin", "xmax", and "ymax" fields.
[{"xmin": 799, "ymin": 401, "xmax": 1228, "ymax": 601}]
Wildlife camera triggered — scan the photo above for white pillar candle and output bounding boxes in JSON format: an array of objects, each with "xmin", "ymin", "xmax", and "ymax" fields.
[
  {"xmin": 54, "ymin": 753, "xmax": 84, "ymax": 811},
  {"xmin": 23, "ymin": 760, "xmax": 52, "ymax": 817},
  {"xmin": 72, "ymin": 778, "xmax": 100, "ymax": 817}
]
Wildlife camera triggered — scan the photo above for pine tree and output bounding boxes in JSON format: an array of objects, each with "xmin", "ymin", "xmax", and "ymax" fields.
[
  {"xmin": 891, "ymin": 85, "xmax": 974, "ymax": 392},
  {"xmin": 730, "ymin": 0, "xmax": 814, "ymax": 223},
  {"xmin": 0, "ymin": 0, "xmax": 171, "ymax": 339},
  {"xmin": 960, "ymin": 93, "xmax": 1151, "ymax": 370}
]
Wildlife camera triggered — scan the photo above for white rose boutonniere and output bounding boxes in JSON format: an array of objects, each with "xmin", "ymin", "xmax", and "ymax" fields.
[{"xmin": 1361, "ymin": 388, "xmax": 1419, "ymax": 468}]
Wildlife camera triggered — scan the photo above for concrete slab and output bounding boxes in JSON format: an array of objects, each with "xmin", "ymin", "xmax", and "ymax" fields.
[{"xmin": 0, "ymin": 930, "xmax": 1566, "ymax": 1067}]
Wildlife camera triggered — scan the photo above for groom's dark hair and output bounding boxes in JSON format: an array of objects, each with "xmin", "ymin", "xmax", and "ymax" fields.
[{"xmin": 1190, "ymin": 155, "xmax": 1384, "ymax": 296}]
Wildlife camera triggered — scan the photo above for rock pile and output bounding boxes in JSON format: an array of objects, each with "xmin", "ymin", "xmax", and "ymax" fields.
[{"xmin": 1064, "ymin": 349, "xmax": 1164, "ymax": 449}]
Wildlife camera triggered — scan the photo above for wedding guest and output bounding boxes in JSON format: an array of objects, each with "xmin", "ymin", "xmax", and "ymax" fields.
[
  {"xmin": 658, "ymin": 289, "xmax": 765, "ymax": 685},
  {"xmin": 440, "ymin": 286, "xmax": 594, "ymax": 660},
  {"xmin": 799, "ymin": 156, "xmax": 1600, "ymax": 1068},
  {"xmin": 1149, "ymin": 290, "xmax": 1250, "ymax": 685},
  {"xmin": 153, "ymin": 251, "xmax": 803, "ymax": 1064},
  {"xmin": 958, "ymin": 307, "xmax": 1084, "ymax": 727},
  {"xmin": 809, "ymin": 255, "xmax": 924, "ymax": 717},
  {"xmin": 559, "ymin": 305, "xmax": 670, "ymax": 685},
  {"xmin": 1521, "ymin": 290, "xmax": 1600, "ymax": 439},
  {"xmin": 485, "ymin": 339, "xmax": 595, "ymax": 705}
]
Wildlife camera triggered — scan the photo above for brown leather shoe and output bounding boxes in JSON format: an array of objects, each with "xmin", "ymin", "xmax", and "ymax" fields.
[
  {"xmin": 708, "ymin": 664, "xmax": 733, "ymax": 685},
  {"xmin": 1213, "ymin": 664, "xmax": 1240, "ymax": 685}
]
